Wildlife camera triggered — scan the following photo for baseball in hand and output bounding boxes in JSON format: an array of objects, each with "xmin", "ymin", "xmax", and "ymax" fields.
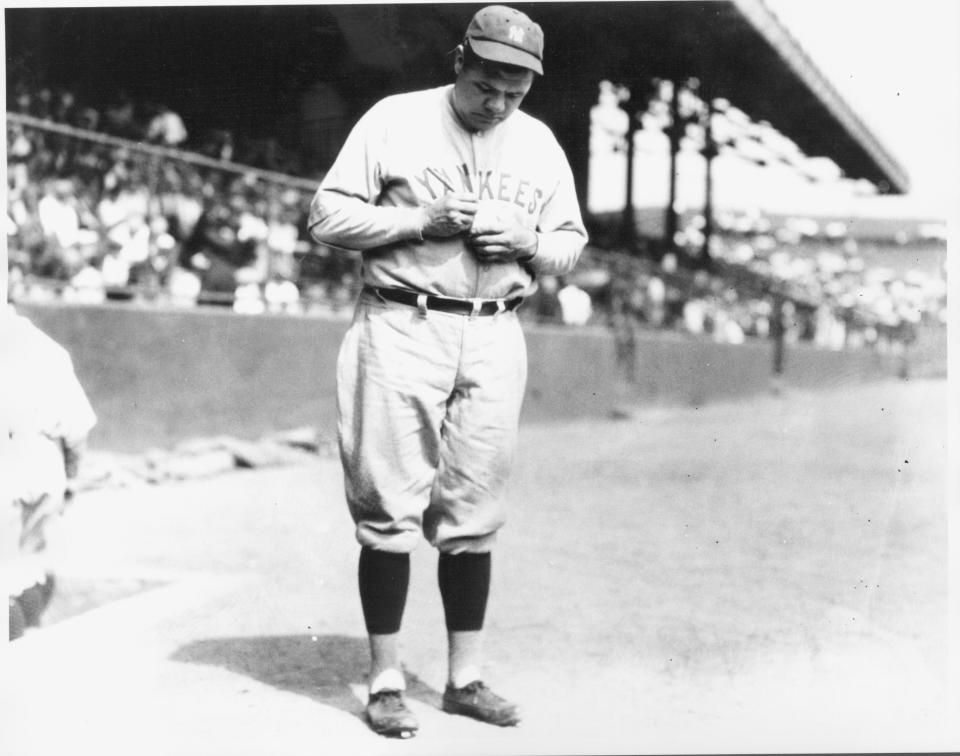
[
  {"xmin": 469, "ymin": 202, "xmax": 507, "ymax": 235},
  {"xmin": 468, "ymin": 202, "xmax": 537, "ymax": 263}
]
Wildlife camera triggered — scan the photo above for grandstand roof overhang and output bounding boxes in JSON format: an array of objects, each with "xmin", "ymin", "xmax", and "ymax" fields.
[
  {"xmin": 6, "ymin": 2, "xmax": 908, "ymax": 195},
  {"xmin": 325, "ymin": 1, "xmax": 909, "ymax": 195},
  {"xmin": 729, "ymin": 0, "xmax": 908, "ymax": 193}
]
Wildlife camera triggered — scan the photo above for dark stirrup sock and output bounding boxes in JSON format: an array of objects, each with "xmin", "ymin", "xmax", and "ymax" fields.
[
  {"xmin": 438, "ymin": 551, "xmax": 491, "ymax": 632},
  {"xmin": 358, "ymin": 547, "xmax": 410, "ymax": 635}
]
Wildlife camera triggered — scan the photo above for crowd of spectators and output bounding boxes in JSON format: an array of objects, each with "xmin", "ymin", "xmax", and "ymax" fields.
[
  {"xmin": 6, "ymin": 80, "xmax": 947, "ymax": 353},
  {"xmin": 7, "ymin": 81, "xmax": 361, "ymax": 316},
  {"xmin": 526, "ymin": 227, "xmax": 944, "ymax": 357},
  {"xmin": 707, "ymin": 232, "xmax": 944, "ymax": 351},
  {"xmin": 8, "ymin": 80, "xmax": 306, "ymax": 172}
]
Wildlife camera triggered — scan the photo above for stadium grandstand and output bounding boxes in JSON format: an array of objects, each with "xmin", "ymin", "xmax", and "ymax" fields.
[{"xmin": 5, "ymin": 2, "xmax": 947, "ymax": 364}]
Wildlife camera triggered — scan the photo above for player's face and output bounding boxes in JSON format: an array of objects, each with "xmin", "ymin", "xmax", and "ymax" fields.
[{"xmin": 452, "ymin": 53, "xmax": 535, "ymax": 132}]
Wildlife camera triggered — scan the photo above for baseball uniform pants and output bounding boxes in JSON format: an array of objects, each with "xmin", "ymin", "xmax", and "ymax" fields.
[{"xmin": 337, "ymin": 288, "xmax": 527, "ymax": 554}]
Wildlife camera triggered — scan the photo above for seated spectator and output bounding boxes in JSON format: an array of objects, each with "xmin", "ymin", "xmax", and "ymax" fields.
[
  {"xmin": 683, "ymin": 296, "xmax": 708, "ymax": 336},
  {"xmin": 52, "ymin": 90, "xmax": 77, "ymax": 125},
  {"xmin": 30, "ymin": 87, "xmax": 54, "ymax": 120},
  {"xmin": 104, "ymin": 212, "xmax": 152, "ymax": 288},
  {"xmin": 145, "ymin": 101, "xmax": 188, "ymax": 148},
  {"xmin": 100, "ymin": 246, "xmax": 131, "ymax": 289},
  {"xmin": 63, "ymin": 264, "xmax": 106, "ymax": 304},
  {"xmin": 8, "ymin": 123, "xmax": 33, "ymax": 193},
  {"xmin": 36, "ymin": 178, "xmax": 100, "ymax": 278},
  {"xmin": 103, "ymin": 92, "xmax": 142, "ymax": 140},
  {"xmin": 644, "ymin": 274, "xmax": 666, "ymax": 326},
  {"xmin": 156, "ymin": 167, "xmax": 204, "ymax": 244},
  {"xmin": 199, "ymin": 129, "xmax": 235, "ymax": 162},
  {"xmin": 815, "ymin": 302, "xmax": 841, "ymax": 350},
  {"xmin": 557, "ymin": 277, "xmax": 593, "ymax": 326},
  {"xmin": 233, "ymin": 282, "xmax": 265, "ymax": 315},
  {"xmin": 712, "ymin": 307, "xmax": 745, "ymax": 344},
  {"xmin": 74, "ymin": 106, "xmax": 101, "ymax": 132},
  {"xmin": 13, "ymin": 88, "xmax": 32, "ymax": 115},
  {"xmin": 179, "ymin": 200, "xmax": 257, "ymax": 296},
  {"xmin": 7, "ymin": 184, "xmax": 41, "ymax": 258},
  {"xmin": 266, "ymin": 201, "xmax": 301, "ymax": 258},
  {"xmin": 233, "ymin": 194, "xmax": 270, "ymax": 285},
  {"xmin": 96, "ymin": 181, "xmax": 129, "ymax": 237},
  {"xmin": 166, "ymin": 265, "xmax": 202, "ymax": 308},
  {"xmin": 264, "ymin": 274, "xmax": 301, "ymax": 314},
  {"xmin": 750, "ymin": 299, "xmax": 772, "ymax": 339},
  {"xmin": 263, "ymin": 239, "xmax": 301, "ymax": 314}
]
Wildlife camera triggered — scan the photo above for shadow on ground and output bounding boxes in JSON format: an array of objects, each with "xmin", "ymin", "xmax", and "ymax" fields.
[
  {"xmin": 170, "ymin": 635, "xmax": 441, "ymax": 721},
  {"xmin": 43, "ymin": 576, "xmax": 169, "ymax": 626}
]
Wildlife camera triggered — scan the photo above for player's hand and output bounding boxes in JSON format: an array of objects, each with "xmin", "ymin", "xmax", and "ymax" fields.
[
  {"xmin": 468, "ymin": 221, "xmax": 538, "ymax": 263},
  {"xmin": 420, "ymin": 192, "xmax": 478, "ymax": 238}
]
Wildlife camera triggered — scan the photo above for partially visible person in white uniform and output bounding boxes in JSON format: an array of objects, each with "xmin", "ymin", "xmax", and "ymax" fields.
[{"xmin": 1, "ymin": 302, "xmax": 97, "ymax": 640}]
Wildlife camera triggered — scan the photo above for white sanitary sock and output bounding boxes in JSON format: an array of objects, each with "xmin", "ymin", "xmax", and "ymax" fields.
[
  {"xmin": 369, "ymin": 668, "xmax": 406, "ymax": 694},
  {"xmin": 450, "ymin": 665, "xmax": 482, "ymax": 689}
]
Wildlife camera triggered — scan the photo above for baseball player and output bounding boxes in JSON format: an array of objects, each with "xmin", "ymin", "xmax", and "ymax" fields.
[
  {"xmin": 309, "ymin": 5, "xmax": 587, "ymax": 737},
  {"xmin": 2, "ymin": 304, "xmax": 97, "ymax": 640}
]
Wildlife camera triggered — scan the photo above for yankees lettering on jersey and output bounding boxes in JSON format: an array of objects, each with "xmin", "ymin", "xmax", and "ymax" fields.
[{"xmin": 413, "ymin": 166, "xmax": 545, "ymax": 216}]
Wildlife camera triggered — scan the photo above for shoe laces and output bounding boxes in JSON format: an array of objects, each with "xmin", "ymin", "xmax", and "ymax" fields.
[
  {"xmin": 459, "ymin": 680, "xmax": 505, "ymax": 703},
  {"xmin": 371, "ymin": 689, "xmax": 406, "ymax": 708}
]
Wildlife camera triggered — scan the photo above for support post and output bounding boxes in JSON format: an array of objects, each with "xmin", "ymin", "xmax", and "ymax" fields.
[{"xmin": 664, "ymin": 81, "xmax": 682, "ymax": 256}]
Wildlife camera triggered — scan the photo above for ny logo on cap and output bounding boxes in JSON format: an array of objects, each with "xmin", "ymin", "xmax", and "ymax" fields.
[{"xmin": 508, "ymin": 25, "xmax": 525, "ymax": 44}]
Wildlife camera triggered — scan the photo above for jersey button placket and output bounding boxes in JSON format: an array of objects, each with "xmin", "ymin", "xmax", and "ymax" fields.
[{"xmin": 470, "ymin": 131, "xmax": 486, "ymax": 299}]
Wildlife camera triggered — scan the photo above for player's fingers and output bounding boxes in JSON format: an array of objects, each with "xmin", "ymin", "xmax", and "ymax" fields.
[
  {"xmin": 470, "ymin": 231, "xmax": 509, "ymax": 245},
  {"xmin": 448, "ymin": 199, "xmax": 478, "ymax": 215},
  {"xmin": 473, "ymin": 243, "xmax": 511, "ymax": 257}
]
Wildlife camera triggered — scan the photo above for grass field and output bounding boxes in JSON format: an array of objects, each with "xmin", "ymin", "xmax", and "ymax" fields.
[{"xmin": 3, "ymin": 377, "xmax": 954, "ymax": 755}]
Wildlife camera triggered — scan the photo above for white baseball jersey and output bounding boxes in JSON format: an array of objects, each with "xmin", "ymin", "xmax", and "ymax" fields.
[
  {"xmin": 1, "ymin": 307, "xmax": 97, "ymax": 593},
  {"xmin": 308, "ymin": 84, "xmax": 587, "ymax": 300},
  {"xmin": 0, "ymin": 308, "xmax": 97, "ymax": 507}
]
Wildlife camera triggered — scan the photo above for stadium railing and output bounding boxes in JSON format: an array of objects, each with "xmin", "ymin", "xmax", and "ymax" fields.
[{"xmin": 7, "ymin": 111, "xmax": 320, "ymax": 192}]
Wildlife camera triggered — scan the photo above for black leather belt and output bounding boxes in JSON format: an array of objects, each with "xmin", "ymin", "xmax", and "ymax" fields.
[{"xmin": 366, "ymin": 286, "xmax": 523, "ymax": 317}]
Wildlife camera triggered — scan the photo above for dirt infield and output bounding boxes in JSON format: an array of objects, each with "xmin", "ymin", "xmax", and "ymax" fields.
[{"xmin": 2, "ymin": 378, "xmax": 954, "ymax": 754}]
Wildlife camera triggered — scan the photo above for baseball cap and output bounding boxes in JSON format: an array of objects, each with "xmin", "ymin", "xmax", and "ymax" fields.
[{"xmin": 464, "ymin": 5, "xmax": 544, "ymax": 75}]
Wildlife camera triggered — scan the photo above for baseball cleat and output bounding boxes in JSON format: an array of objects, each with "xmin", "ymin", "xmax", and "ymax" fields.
[
  {"xmin": 442, "ymin": 681, "xmax": 521, "ymax": 726},
  {"xmin": 365, "ymin": 689, "xmax": 419, "ymax": 738}
]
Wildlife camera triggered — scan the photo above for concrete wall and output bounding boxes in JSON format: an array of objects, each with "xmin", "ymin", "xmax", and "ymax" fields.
[
  {"xmin": 20, "ymin": 303, "xmax": 344, "ymax": 452},
  {"xmin": 18, "ymin": 302, "xmax": 906, "ymax": 452},
  {"xmin": 778, "ymin": 341, "xmax": 900, "ymax": 389}
]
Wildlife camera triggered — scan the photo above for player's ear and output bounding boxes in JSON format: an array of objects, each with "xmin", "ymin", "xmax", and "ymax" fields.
[{"xmin": 454, "ymin": 44, "xmax": 464, "ymax": 75}]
